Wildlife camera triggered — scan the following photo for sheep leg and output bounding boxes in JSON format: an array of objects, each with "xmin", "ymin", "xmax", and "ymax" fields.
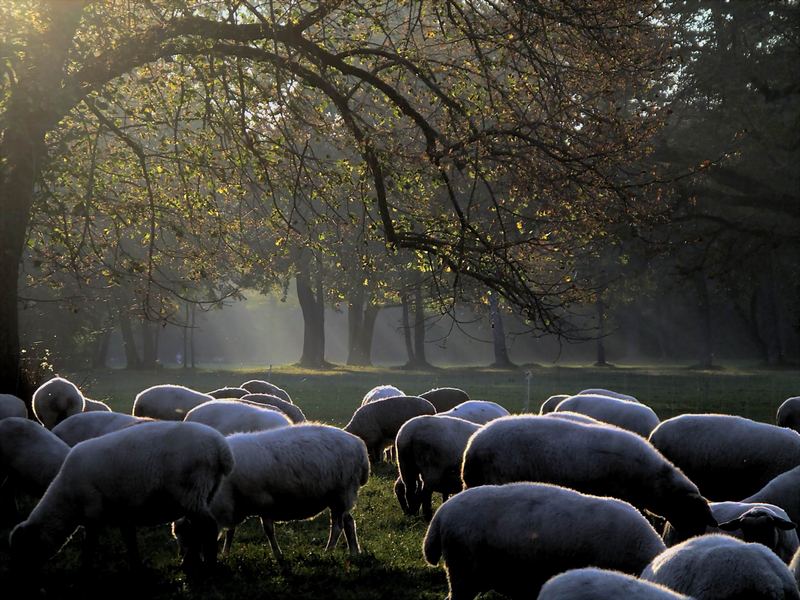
[
  {"xmin": 81, "ymin": 525, "xmax": 100, "ymax": 571},
  {"xmin": 421, "ymin": 488, "xmax": 435, "ymax": 521},
  {"xmin": 260, "ymin": 516, "xmax": 284, "ymax": 562},
  {"xmin": 222, "ymin": 526, "xmax": 236, "ymax": 556},
  {"xmin": 326, "ymin": 511, "xmax": 345, "ymax": 551},
  {"xmin": 342, "ymin": 512, "xmax": 361, "ymax": 555}
]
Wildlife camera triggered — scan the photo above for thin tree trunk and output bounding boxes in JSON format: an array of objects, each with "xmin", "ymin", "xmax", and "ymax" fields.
[
  {"xmin": 595, "ymin": 298, "xmax": 609, "ymax": 367},
  {"xmin": 347, "ymin": 285, "xmax": 366, "ymax": 366},
  {"xmin": 182, "ymin": 303, "xmax": 189, "ymax": 369},
  {"xmin": 357, "ymin": 304, "xmax": 379, "ymax": 366},
  {"xmin": 489, "ymin": 293, "xmax": 514, "ymax": 368},
  {"xmin": 118, "ymin": 312, "xmax": 141, "ymax": 369},
  {"xmin": 189, "ymin": 303, "xmax": 197, "ymax": 369},
  {"xmin": 765, "ymin": 249, "xmax": 786, "ymax": 365},
  {"xmin": 400, "ymin": 292, "xmax": 415, "ymax": 364},
  {"xmin": 694, "ymin": 272, "xmax": 714, "ymax": 368},
  {"xmin": 296, "ymin": 255, "xmax": 326, "ymax": 369},
  {"xmin": 406, "ymin": 278, "xmax": 431, "ymax": 369}
]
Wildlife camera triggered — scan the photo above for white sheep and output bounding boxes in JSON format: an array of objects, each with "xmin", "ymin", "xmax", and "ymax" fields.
[
  {"xmin": 393, "ymin": 415, "xmax": 480, "ymax": 519},
  {"xmin": 32, "ymin": 376, "xmax": 85, "ymax": 429},
  {"xmin": 173, "ymin": 423, "xmax": 369, "ymax": 561},
  {"xmin": 207, "ymin": 387, "xmax": 250, "ymax": 399},
  {"xmin": 240, "ymin": 393, "xmax": 306, "ymax": 423},
  {"xmin": 343, "ymin": 395, "xmax": 436, "ymax": 463},
  {"xmin": 423, "ymin": 482, "xmax": 667, "ymax": 599},
  {"xmin": 538, "ymin": 568, "xmax": 692, "ymax": 600},
  {"xmin": 777, "ymin": 396, "xmax": 800, "ymax": 433},
  {"xmin": 82, "ymin": 398, "xmax": 111, "ymax": 412},
  {"xmin": 641, "ymin": 534, "xmax": 800, "ymax": 599},
  {"xmin": 649, "ymin": 413, "xmax": 800, "ymax": 500},
  {"xmin": 0, "ymin": 417, "xmax": 69, "ymax": 499},
  {"xmin": 542, "ymin": 411, "xmax": 603, "ymax": 425},
  {"xmin": 745, "ymin": 465, "xmax": 800, "ymax": 525},
  {"xmin": 438, "ymin": 400, "xmax": 509, "ymax": 425},
  {"xmin": 462, "ymin": 416, "xmax": 717, "ymax": 537},
  {"xmin": 240, "ymin": 379, "xmax": 292, "ymax": 403},
  {"xmin": 662, "ymin": 501, "xmax": 798, "ymax": 563},
  {"xmin": 51, "ymin": 411, "xmax": 149, "ymax": 446},
  {"xmin": 419, "ymin": 387, "xmax": 470, "ymax": 412},
  {"xmin": 0, "ymin": 393, "xmax": 27, "ymax": 420},
  {"xmin": 578, "ymin": 388, "xmax": 639, "ymax": 402},
  {"xmin": 361, "ymin": 384, "xmax": 404, "ymax": 406},
  {"xmin": 790, "ymin": 546, "xmax": 800, "ymax": 589},
  {"xmin": 132, "ymin": 384, "xmax": 214, "ymax": 421},
  {"xmin": 554, "ymin": 394, "xmax": 659, "ymax": 437},
  {"xmin": 10, "ymin": 421, "xmax": 234, "ymax": 571},
  {"xmin": 184, "ymin": 399, "xmax": 291, "ymax": 435},
  {"xmin": 539, "ymin": 394, "xmax": 570, "ymax": 414}
]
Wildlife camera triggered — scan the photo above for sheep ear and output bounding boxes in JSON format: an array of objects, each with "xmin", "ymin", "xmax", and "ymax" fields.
[
  {"xmin": 717, "ymin": 518, "xmax": 742, "ymax": 531},
  {"xmin": 773, "ymin": 517, "xmax": 798, "ymax": 531}
]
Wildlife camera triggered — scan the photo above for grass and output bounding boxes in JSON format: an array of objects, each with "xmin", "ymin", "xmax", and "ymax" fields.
[{"xmin": 1, "ymin": 363, "xmax": 798, "ymax": 599}]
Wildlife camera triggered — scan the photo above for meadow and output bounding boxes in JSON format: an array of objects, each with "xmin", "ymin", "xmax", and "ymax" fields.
[{"xmin": 1, "ymin": 363, "xmax": 798, "ymax": 599}]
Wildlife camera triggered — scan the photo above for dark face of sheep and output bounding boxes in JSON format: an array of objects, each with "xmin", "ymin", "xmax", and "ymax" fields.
[
  {"xmin": 667, "ymin": 492, "xmax": 718, "ymax": 538},
  {"xmin": 718, "ymin": 509, "xmax": 797, "ymax": 551}
]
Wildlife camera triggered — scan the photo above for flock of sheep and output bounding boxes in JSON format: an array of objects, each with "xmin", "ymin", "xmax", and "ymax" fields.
[{"xmin": 2, "ymin": 377, "xmax": 800, "ymax": 598}]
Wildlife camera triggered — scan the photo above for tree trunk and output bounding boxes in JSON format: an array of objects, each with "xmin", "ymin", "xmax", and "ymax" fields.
[
  {"xmin": 694, "ymin": 272, "xmax": 714, "ymax": 368},
  {"xmin": 595, "ymin": 298, "xmax": 609, "ymax": 367},
  {"xmin": 296, "ymin": 255, "xmax": 326, "ymax": 369},
  {"xmin": 140, "ymin": 321, "xmax": 158, "ymax": 369},
  {"xmin": 400, "ymin": 291, "xmax": 415, "ymax": 365},
  {"xmin": 488, "ymin": 292, "xmax": 514, "ymax": 368},
  {"xmin": 764, "ymin": 250, "xmax": 786, "ymax": 365},
  {"xmin": 182, "ymin": 303, "xmax": 189, "ymax": 369},
  {"xmin": 118, "ymin": 312, "xmax": 142, "ymax": 369},
  {"xmin": 358, "ymin": 304, "xmax": 379, "ymax": 366},
  {"xmin": 406, "ymin": 279, "xmax": 431, "ymax": 369},
  {"xmin": 189, "ymin": 303, "xmax": 197, "ymax": 369},
  {"xmin": 91, "ymin": 328, "xmax": 111, "ymax": 369},
  {"xmin": 347, "ymin": 285, "xmax": 366, "ymax": 366}
]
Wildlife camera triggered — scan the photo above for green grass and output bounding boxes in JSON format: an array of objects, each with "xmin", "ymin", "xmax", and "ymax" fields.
[{"xmin": 1, "ymin": 364, "xmax": 798, "ymax": 599}]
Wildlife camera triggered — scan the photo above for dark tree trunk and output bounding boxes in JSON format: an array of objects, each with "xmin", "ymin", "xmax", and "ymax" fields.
[
  {"xmin": 296, "ymin": 255, "xmax": 326, "ymax": 369},
  {"xmin": 91, "ymin": 328, "xmax": 111, "ymax": 369},
  {"xmin": 347, "ymin": 284, "xmax": 379, "ymax": 366},
  {"xmin": 358, "ymin": 304, "xmax": 379, "ymax": 365},
  {"xmin": 400, "ymin": 292, "xmax": 415, "ymax": 364},
  {"xmin": 118, "ymin": 312, "xmax": 142, "ymax": 369},
  {"xmin": 694, "ymin": 272, "xmax": 714, "ymax": 369},
  {"xmin": 405, "ymin": 279, "xmax": 432, "ymax": 369},
  {"xmin": 595, "ymin": 298, "xmax": 609, "ymax": 367},
  {"xmin": 764, "ymin": 250, "xmax": 786, "ymax": 365},
  {"xmin": 140, "ymin": 321, "xmax": 158, "ymax": 369},
  {"xmin": 488, "ymin": 293, "xmax": 514, "ymax": 368},
  {"xmin": 182, "ymin": 303, "xmax": 189, "ymax": 369},
  {"xmin": 189, "ymin": 303, "xmax": 197, "ymax": 369}
]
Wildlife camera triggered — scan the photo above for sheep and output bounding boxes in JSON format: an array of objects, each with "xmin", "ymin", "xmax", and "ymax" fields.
[
  {"xmin": 32, "ymin": 376, "xmax": 85, "ymax": 429},
  {"xmin": 393, "ymin": 415, "xmax": 481, "ymax": 519},
  {"xmin": 0, "ymin": 417, "xmax": 69, "ymax": 500},
  {"xmin": 791, "ymin": 547, "xmax": 800, "ymax": 589},
  {"xmin": 462, "ymin": 416, "xmax": 717, "ymax": 537},
  {"xmin": 240, "ymin": 379, "xmax": 292, "ymax": 403},
  {"xmin": 539, "ymin": 394, "xmax": 570, "ymax": 414},
  {"xmin": 51, "ymin": 411, "xmax": 149, "ymax": 446},
  {"xmin": 173, "ymin": 423, "xmax": 369, "ymax": 561},
  {"xmin": 745, "ymin": 465, "xmax": 800, "ymax": 525},
  {"xmin": 419, "ymin": 387, "xmax": 469, "ymax": 412},
  {"xmin": 9, "ymin": 421, "xmax": 233, "ymax": 572},
  {"xmin": 423, "ymin": 482, "xmax": 667, "ymax": 599},
  {"xmin": 649, "ymin": 413, "xmax": 800, "ymax": 500},
  {"xmin": 641, "ymin": 534, "xmax": 800, "ymax": 599},
  {"xmin": 132, "ymin": 384, "xmax": 214, "ymax": 421},
  {"xmin": 207, "ymin": 387, "xmax": 250, "ymax": 399},
  {"xmin": 777, "ymin": 396, "xmax": 800, "ymax": 433},
  {"xmin": 240, "ymin": 393, "xmax": 306, "ymax": 423},
  {"xmin": 538, "ymin": 568, "xmax": 693, "ymax": 600},
  {"xmin": 361, "ymin": 384, "xmax": 404, "ymax": 406},
  {"xmin": 184, "ymin": 400, "xmax": 292, "ymax": 435},
  {"xmin": 343, "ymin": 395, "xmax": 436, "ymax": 463},
  {"xmin": 662, "ymin": 501, "xmax": 798, "ymax": 562},
  {"xmin": 554, "ymin": 394, "xmax": 660, "ymax": 437},
  {"xmin": 542, "ymin": 411, "xmax": 602, "ymax": 425},
  {"xmin": 578, "ymin": 388, "xmax": 639, "ymax": 403},
  {"xmin": 82, "ymin": 398, "xmax": 111, "ymax": 412},
  {"xmin": 0, "ymin": 393, "xmax": 28, "ymax": 420},
  {"xmin": 438, "ymin": 400, "xmax": 509, "ymax": 425}
]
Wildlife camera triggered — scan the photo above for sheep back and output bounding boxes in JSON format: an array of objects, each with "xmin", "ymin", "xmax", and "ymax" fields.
[
  {"xmin": 0, "ymin": 394, "xmax": 28, "ymax": 420},
  {"xmin": 184, "ymin": 399, "xmax": 291, "ymax": 434},
  {"xmin": 419, "ymin": 387, "xmax": 469, "ymax": 412},
  {"xmin": 745, "ymin": 465, "xmax": 800, "ymax": 525},
  {"xmin": 555, "ymin": 394, "xmax": 659, "ymax": 436},
  {"xmin": 578, "ymin": 388, "xmax": 639, "ymax": 403},
  {"xmin": 649, "ymin": 413, "xmax": 800, "ymax": 500},
  {"xmin": 0, "ymin": 417, "xmax": 69, "ymax": 496},
  {"xmin": 132, "ymin": 384, "xmax": 214, "ymax": 421},
  {"xmin": 240, "ymin": 380, "xmax": 292, "ymax": 403},
  {"xmin": 438, "ymin": 400, "xmax": 509, "ymax": 425},
  {"xmin": 32, "ymin": 377, "xmax": 85, "ymax": 429},
  {"xmin": 361, "ymin": 385, "xmax": 404, "ymax": 406},
  {"xmin": 239, "ymin": 393, "xmax": 305, "ymax": 423},
  {"xmin": 777, "ymin": 397, "xmax": 800, "ymax": 433},
  {"xmin": 52, "ymin": 411, "xmax": 148, "ymax": 446},
  {"xmin": 207, "ymin": 387, "xmax": 250, "ymax": 399},
  {"xmin": 82, "ymin": 398, "xmax": 111, "ymax": 412},
  {"xmin": 539, "ymin": 394, "xmax": 570, "ymax": 414},
  {"xmin": 423, "ymin": 482, "xmax": 666, "ymax": 598},
  {"xmin": 539, "ymin": 568, "xmax": 692, "ymax": 600}
]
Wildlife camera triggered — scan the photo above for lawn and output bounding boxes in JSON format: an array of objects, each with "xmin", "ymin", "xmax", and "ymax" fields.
[{"xmin": 1, "ymin": 363, "xmax": 798, "ymax": 599}]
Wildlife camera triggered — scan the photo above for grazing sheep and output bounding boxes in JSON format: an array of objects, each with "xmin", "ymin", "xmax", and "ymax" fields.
[
  {"xmin": 132, "ymin": 384, "xmax": 214, "ymax": 421},
  {"xmin": 462, "ymin": 416, "xmax": 716, "ymax": 537},
  {"xmin": 423, "ymin": 482, "xmax": 666, "ymax": 599},
  {"xmin": 52, "ymin": 411, "xmax": 148, "ymax": 446},
  {"xmin": 394, "ymin": 415, "xmax": 480, "ymax": 519},
  {"xmin": 207, "ymin": 387, "xmax": 250, "ymax": 399},
  {"xmin": 184, "ymin": 400, "xmax": 291, "ymax": 435},
  {"xmin": 539, "ymin": 394, "xmax": 570, "ymax": 414},
  {"xmin": 0, "ymin": 394, "xmax": 28, "ymax": 420},
  {"xmin": 438, "ymin": 400, "xmax": 509, "ymax": 425},
  {"xmin": 777, "ymin": 397, "xmax": 800, "ymax": 433},
  {"xmin": 240, "ymin": 380, "xmax": 292, "ymax": 403},
  {"xmin": 10, "ymin": 421, "xmax": 233, "ymax": 571},
  {"xmin": 0, "ymin": 417, "xmax": 69, "ymax": 498},
  {"xmin": 343, "ymin": 396, "xmax": 436, "ymax": 463},
  {"xmin": 361, "ymin": 385, "xmax": 404, "ymax": 406},
  {"xmin": 419, "ymin": 387, "xmax": 469, "ymax": 412},
  {"xmin": 240, "ymin": 393, "xmax": 306, "ymax": 423},
  {"xmin": 641, "ymin": 534, "xmax": 800, "ymax": 599},
  {"xmin": 32, "ymin": 376, "xmax": 85, "ymax": 429},
  {"xmin": 663, "ymin": 501, "xmax": 798, "ymax": 562},
  {"xmin": 82, "ymin": 398, "xmax": 111, "ymax": 412},
  {"xmin": 174, "ymin": 424, "xmax": 369, "ymax": 561},
  {"xmin": 649, "ymin": 414, "xmax": 800, "ymax": 500},
  {"xmin": 555, "ymin": 394, "xmax": 659, "ymax": 437},
  {"xmin": 745, "ymin": 465, "xmax": 800, "ymax": 525},
  {"xmin": 542, "ymin": 411, "xmax": 602, "ymax": 425},
  {"xmin": 539, "ymin": 568, "xmax": 692, "ymax": 600},
  {"xmin": 790, "ymin": 547, "xmax": 800, "ymax": 589},
  {"xmin": 578, "ymin": 388, "xmax": 639, "ymax": 402}
]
